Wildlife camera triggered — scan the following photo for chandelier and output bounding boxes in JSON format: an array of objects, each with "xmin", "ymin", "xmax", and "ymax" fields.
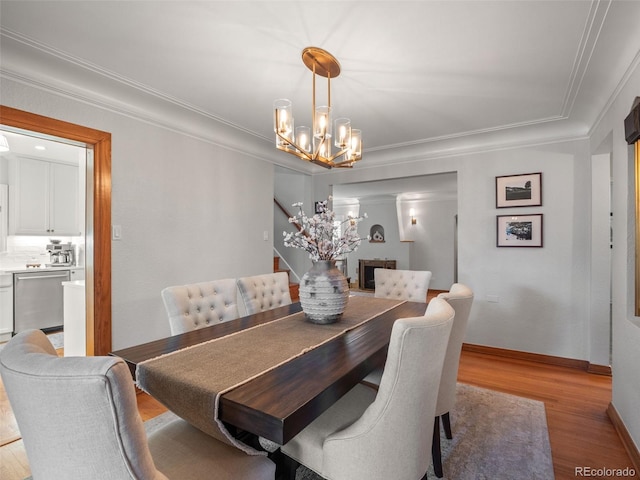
[{"xmin": 273, "ymin": 47, "xmax": 362, "ymax": 169}]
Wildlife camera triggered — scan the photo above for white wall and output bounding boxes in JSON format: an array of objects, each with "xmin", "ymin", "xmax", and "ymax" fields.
[
  {"xmin": 460, "ymin": 142, "xmax": 591, "ymax": 358},
  {"xmin": 274, "ymin": 166, "xmax": 313, "ymax": 282},
  {"xmin": 398, "ymin": 196, "xmax": 457, "ymax": 290},
  {"xmin": 0, "ymin": 158, "xmax": 8, "ymax": 184},
  {"xmin": 314, "ymin": 138, "xmax": 594, "ymax": 361},
  {"xmin": 348, "ymin": 197, "xmax": 410, "ymax": 284},
  {"xmin": 589, "ymin": 153, "xmax": 612, "ymax": 367},
  {"xmin": 590, "ymin": 62, "xmax": 640, "ymax": 455},
  {"xmin": 1, "ymin": 78, "xmax": 275, "ymax": 349}
]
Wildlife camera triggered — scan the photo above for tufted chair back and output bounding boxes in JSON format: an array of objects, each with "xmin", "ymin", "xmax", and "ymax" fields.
[
  {"xmin": 435, "ymin": 283, "xmax": 474, "ymax": 416},
  {"xmin": 0, "ymin": 329, "xmax": 163, "ymax": 479},
  {"xmin": 236, "ymin": 272, "xmax": 292, "ymax": 316},
  {"xmin": 0, "ymin": 330, "xmax": 277, "ymax": 480},
  {"xmin": 374, "ymin": 268, "xmax": 432, "ymax": 302},
  {"xmin": 431, "ymin": 283, "xmax": 474, "ymax": 477},
  {"xmin": 162, "ymin": 278, "xmax": 239, "ymax": 335},
  {"xmin": 281, "ymin": 298, "xmax": 454, "ymax": 480}
]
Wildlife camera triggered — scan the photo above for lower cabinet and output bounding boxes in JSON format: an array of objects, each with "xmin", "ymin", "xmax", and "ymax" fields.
[{"xmin": 0, "ymin": 273, "xmax": 13, "ymax": 342}]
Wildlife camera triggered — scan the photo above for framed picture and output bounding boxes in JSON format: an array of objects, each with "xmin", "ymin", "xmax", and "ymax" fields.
[
  {"xmin": 496, "ymin": 172, "xmax": 542, "ymax": 208},
  {"xmin": 497, "ymin": 214, "xmax": 543, "ymax": 247}
]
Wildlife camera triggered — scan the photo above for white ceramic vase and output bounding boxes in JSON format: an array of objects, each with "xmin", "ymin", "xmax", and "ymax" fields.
[{"xmin": 299, "ymin": 260, "xmax": 349, "ymax": 324}]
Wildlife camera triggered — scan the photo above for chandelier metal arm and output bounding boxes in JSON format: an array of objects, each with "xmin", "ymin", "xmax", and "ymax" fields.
[
  {"xmin": 274, "ymin": 130, "xmax": 315, "ymax": 163},
  {"xmin": 275, "ymin": 130, "xmax": 352, "ymax": 169}
]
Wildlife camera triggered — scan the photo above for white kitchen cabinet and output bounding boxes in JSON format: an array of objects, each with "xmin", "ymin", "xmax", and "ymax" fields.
[
  {"xmin": 9, "ymin": 156, "xmax": 80, "ymax": 236},
  {"xmin": 0, "ymin": 273, "xmax": 13, "ymax": 342}
]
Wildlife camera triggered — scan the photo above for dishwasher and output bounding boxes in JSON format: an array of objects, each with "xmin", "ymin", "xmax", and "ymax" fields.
[{"xmin": 13, "ymin": 270, "xmax": 70, "ymax": 334}]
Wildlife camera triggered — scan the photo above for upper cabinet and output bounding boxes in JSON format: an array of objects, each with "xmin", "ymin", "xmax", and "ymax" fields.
[{"xmin": 9, "ymin": 157, "xmax": 81, "ymax": 236}]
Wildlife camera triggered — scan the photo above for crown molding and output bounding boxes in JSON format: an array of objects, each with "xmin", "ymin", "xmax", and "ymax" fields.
[
  {"xmin": 0, "ymin": 30, "xmax": 319, "ymax": 173},
  {"xmin": 0, "ymin": 28, "xmax": 592, "ymax": 177}
]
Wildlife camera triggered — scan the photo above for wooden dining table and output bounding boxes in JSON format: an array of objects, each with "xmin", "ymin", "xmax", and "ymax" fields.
[{"xmin": 110, "ymin": 297, "xmax": 427, "ymax": 448}]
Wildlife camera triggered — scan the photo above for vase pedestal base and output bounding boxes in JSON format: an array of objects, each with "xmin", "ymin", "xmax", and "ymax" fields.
[{"xmin": 304, "ymin": 312, "xmax": 343, "ymax": 325}]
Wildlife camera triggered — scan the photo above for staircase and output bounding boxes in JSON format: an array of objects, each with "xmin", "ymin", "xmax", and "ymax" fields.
[{"xmin": 274, "ymin": 256, "xmax": 299, "ymax": 301}]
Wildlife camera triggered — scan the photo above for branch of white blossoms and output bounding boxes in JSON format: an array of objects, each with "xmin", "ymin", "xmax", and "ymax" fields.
[{"xmin": 283, "ymin": 197, "xmax": 368, "ymax": 261}]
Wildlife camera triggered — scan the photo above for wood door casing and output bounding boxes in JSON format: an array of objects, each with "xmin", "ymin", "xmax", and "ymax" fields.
[{"xmin": 0, "ymin": 105, "xmax": 112, "ymax": 355}]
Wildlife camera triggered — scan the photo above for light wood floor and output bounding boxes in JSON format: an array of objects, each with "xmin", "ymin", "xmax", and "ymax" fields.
[
  {"xmin": 0, "ymin": 346, "xmax": 635, "ymax": 479},
  {"xmin": 458, "ymin": 350, "xmax": 636, "ymax": 479}
]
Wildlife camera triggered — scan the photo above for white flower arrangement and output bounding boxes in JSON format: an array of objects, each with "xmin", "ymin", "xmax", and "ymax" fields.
[{"xmin": 283, "ymin": 197, "xmax": 367, "ymax": 261}]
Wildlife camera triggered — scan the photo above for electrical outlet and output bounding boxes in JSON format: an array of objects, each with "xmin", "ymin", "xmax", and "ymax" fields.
[{"xmin": 486, "ymin": 295, "xmax": 499, "ymax": 303}]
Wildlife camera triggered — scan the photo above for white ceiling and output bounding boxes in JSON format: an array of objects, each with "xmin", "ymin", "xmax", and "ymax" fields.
[
  {"xmin": 1, "ymin": 1, "xmax": 639, "ymax": 172},
  {"xmin": 0, "ymin": 129, "xmax": 85, "ymax": 165},
  {"xmin": 333, "ymin": 172, "xmax": 458, "ymax": 203}
]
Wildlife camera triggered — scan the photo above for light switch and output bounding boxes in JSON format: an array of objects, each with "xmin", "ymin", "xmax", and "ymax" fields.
[
  {"xmin": 112, "ymin": 225, "xmax": 122, "ymax": 240},
  {"xmin": 263, "ymin": 230, "xmax": 269, "ymax": 241}
]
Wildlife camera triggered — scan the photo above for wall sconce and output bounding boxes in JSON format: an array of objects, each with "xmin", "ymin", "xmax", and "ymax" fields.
[{"xmin": 410, "ymin": 208, "xmax": 417, "ymax": 225}]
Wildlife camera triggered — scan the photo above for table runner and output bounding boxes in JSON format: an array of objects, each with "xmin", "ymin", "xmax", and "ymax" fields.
[{"xmin": 136, "ymin": 296, "xmax": 404, "ymax": 454}]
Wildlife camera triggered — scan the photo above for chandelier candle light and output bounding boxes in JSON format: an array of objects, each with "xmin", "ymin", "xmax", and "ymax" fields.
[
  {"xmin": 284, "ymin": 198, "xmax": 367, "ymax": 323},
  {"xmin": 274, "ymin": 47, "xmax": 362, "ymax": 169}
]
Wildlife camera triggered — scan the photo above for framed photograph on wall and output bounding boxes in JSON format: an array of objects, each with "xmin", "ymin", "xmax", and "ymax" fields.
[
  {"xmin": 496, "ymin": 172, "xmax": 542, "ymax": 208},
  {"xmin": 497, "ymin": 214, "xmax": 543, "ymax": 247}
]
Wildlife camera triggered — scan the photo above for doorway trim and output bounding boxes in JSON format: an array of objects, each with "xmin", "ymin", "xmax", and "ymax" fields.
[{"xmin": 0, "ymin": 105, "xmax": 112, "ymax": 355}]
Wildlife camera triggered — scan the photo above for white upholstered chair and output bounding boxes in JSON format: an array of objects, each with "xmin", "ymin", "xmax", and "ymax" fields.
[
  {"xmin": 361, "ymin": 268, "xmax": 432, "ymax": 385},
  {"xmin": 374, "ymin": 268, "xmax": 432, "ymax": 302},
  {"xmin": 161, "ymin": 278, "xmax": 239, "ymax": 335},
  {"xmin": 431, "ymin": 283, "xmax": 474, "ymax": 477},
  {"xmin": 0, "ymin": 329, "xmax": 275, "ymax": 480},
  {"xmin": 360, "ymin": 283, "xmax": 474, "ymax": 478},
  {"xmin": 281, "ymin": 298, "xmax": 454, "ymax": 480},
  {"xmin": 236, "ymin": 272, "xmax": 292, "ymax": 316}
]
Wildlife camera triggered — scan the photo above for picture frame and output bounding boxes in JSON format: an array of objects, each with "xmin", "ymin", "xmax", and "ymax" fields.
[
  {"xmin": 496, "ymin": 172, "xmax": 542, "ymax": 208},
  {"xmin": 497, "ymin": 214, "xmax": 543, "ymax": 247}
]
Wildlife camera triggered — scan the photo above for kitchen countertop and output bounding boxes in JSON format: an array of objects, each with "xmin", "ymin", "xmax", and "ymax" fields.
[{"xmin": 0, "ymin": 266, "xmax": 76, "ymax": 274}]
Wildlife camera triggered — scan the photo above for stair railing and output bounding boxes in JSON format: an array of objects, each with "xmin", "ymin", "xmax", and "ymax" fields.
[{"xmin": 274, "ymin": 197, "xmax": 306, "ymax": 234}]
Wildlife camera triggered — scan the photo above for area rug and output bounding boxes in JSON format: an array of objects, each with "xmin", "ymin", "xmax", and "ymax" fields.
[{"xmin": 144, "ymin": 383, "xmax": 554, "ymax": 480}]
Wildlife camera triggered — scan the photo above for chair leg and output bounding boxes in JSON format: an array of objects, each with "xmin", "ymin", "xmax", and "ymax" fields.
[
  {"xmin": 279, "ymin": 454, "xmax": 300, "ymax": 480},
  {"xmin": 432, "ymin": 416, "xmax": 443, "ymax": 478},
  {"xmin": 442, "ymin": 411, "xmax": 453, "ymax": 439}
]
